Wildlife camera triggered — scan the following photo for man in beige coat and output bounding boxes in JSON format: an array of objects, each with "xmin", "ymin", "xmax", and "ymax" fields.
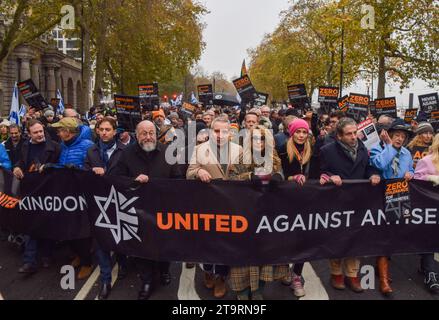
[{"xmin": 186, "ymin": 116, "xmax": 242, "ymax": 298}]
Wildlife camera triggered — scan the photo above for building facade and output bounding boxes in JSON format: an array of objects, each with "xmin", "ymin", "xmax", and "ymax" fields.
[{"xmin": 0, "ymin": 42, "xmax": 84, "ymax": 116}]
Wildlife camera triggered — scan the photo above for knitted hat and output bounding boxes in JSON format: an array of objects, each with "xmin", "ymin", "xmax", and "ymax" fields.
[
  {"xmin": 288, "ymin": 118, "xmax": 309, "ymax": 136},
  {"xmin": 415, "ymin": 122, "xmax": 434, "ymax": 135},
  {"xmin": 152, "ymin": 109, "xmax": 165, "ymax": 120},
  {"xmin": 168, "ymin": 112, "xmax": 179, "ymax": 120},
  {"xmin": 44, "ymin": 109, "xmax": 55, "ymax": 118}
]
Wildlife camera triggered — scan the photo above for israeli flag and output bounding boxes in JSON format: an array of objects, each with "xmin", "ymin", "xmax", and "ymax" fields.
[
  {"xmin": 56, "ymin": 89, "xmax": 65, "ymax": 115},
  {"xmin": 236, "ymin": 92, "xmax": 242, "ymax": 103},
  {"xmin": 19, "ymin": 104, "xmax": 27, "ymax": 117},
  {"xmin": 8, "ymin": 83, "xmax": 20, "ymax": 126},
  {"xmin": 175, "ymin": 92, "xmax": 183, "ymax": 106},
  {"xmin": 190, "ymin": 91, "xmax": 198, "ymax": 105}
]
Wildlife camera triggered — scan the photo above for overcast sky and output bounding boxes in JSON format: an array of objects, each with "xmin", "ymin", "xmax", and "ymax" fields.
[{"xmin": 197, "ymin": 0, "xmax": 438, "ymax": 107}]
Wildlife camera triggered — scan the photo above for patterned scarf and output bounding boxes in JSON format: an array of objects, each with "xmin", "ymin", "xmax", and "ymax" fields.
[
  {"xmin": 338, "ymin": 140, "xmax": 359, "ymax": 162},
  {"xmin": 391, "ymin": 149, "xmax": 401, "ymax": 178}
]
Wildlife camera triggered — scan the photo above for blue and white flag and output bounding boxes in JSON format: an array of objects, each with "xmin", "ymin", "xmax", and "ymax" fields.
[
  {"xmin": 175, "ymin": 92, "xmax": 183, "ymax": 106},
  {"xmin": 236, "ymin": 91, "xmax": 242, "ymax": 104},
  {"xmin": 56, "ymin": 89, "xmax": 65, "ymax": 115},
  {"xmin": 190, "ymin": 91, "xmax": 198, "ymax": 105},
  {"xmin": 19, "ymin": 104, "xmax": 27, "ymax": 117},
  {"xmin": 8, "ymin": 82, "xmax": 20, "ymax": 125}
]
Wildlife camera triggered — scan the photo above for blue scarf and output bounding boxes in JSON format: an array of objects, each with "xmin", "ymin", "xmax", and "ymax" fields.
[{"xmin": 98, "ymin": 139, "xmax": 116, "ymax": 169}]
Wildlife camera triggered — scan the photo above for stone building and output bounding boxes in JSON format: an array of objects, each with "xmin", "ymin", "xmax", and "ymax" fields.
[{"xmin": 0, "ymin": 41, "xmax": 84, "ymax": 116}]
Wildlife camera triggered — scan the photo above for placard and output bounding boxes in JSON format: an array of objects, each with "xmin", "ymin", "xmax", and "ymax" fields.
[
  {"xmin": 346, "ymin": 93, "xmax": 370, "ymax": 122},
  {"xmin": 17, "ymin": 79, "xmax": 48, "ymax": 110},
  {"xmin": 418, "ymin": 93, "xmax": 439, "ymax": 115},
  {"xmin": 138, "ymin": 83, "xmax": 159, "ymax": 111},
  {"xmin": 404, "ymin": 108, "xmax": 418, "ymax": 124},
  {"xmin": 197, "ymin": 84, "xmax": 213, "ymax": 106},
  {"xmin": 287, "ymin": 84, "xmax": 309, "ymax": 109},
  {"xmin": 384, "ymin": 179, "xmax": 411, "ymax": 222},
  {"xmin": 254, "ymin": 92, "xmax": 269, "ymax": 107},
  {"xmin": 358, "ymin": 119, "xmax": 380, "ymax": 151},
  {"xmin": 114, "ymin": 94, "xmax": 141, "ymax": 132},
  {"xmin": 233, "ymin": 75, "xmax": 257, "ymax": 105},
  {"xmin": 375, "ymin": 97, "xmax": 397, "ymax": 118}
]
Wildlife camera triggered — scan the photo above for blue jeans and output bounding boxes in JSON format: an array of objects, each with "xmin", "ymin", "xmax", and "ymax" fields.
[
  {"xmin": 95, "ymin": 247, "xmax": 127, "ymax": 285},
  {"xmin": 95, "ymin": 248, "xmax": 112, "ymax": 284},
  {"xmin": 23, "ymin": 235, "xmax": 52, "ymax": 266}
]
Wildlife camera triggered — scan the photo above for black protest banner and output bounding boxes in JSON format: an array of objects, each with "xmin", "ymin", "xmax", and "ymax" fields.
[
  {"xmin": 384, "ymin": 179, "xmax": 412, "ymax": 222},
  {"xmin": 138, "ymin": 83, "xmax": 159, "ymax": 111},
  {"xmin": 318, "ymin": 86, "xmax": 339, "ymax": 104},
  {"xmin": 430, "ymin": 110, "xmax": 439, "ymax": 132},
  {"xmin": 411, "ymin": 145, "xmax": 429, "ymax": 169},
  {"xmin": 114, "ymin": 94, "xmax": 141, "ymax": 132},
  {"xmin": 182, "ymin": 102, "xmax": 196, "ymax": 115},
  {"xmin": 319, "ymin": 86, "xmax": 339, "ymax": 113},
  {"xmin": 254, "ymin": 92, "xmax": 269, "ymax": 107},
  {"xmin": 1, "ymin": 168, "xmax": 439, "ymax": 266},
  {"xmin": 346, "ymin": 93, "xmax": 370, "ymax": 122},
  {"xmin": 287, "ymin": 84, "xmax": 309, "ymax": 109},
  {"xmin": 375, "ymin": 97, "xmax": 397, "ymax": 118},
  {"xmin": 418, "ymin": 93, "xmax": 439, "ymax": 115},
  {"xmin": 0, "ymin": 169, "xmax": 90, "ymax": 240},
  {"xmin": 233, "ymin": 75, "xmax": 257, "ymax": 106},
  {"xmin": 17, "ymin": 79, "xmax": 48, "ymax": 110},
  {"xmin": 337, "ymin": 95, "xmax": 349, "ymax": 112},
  {"xmin": 404, "ymin": 108, "xmax": 418, "ymax": 124},
  {"xmin": 197, "ymin": 84, "xmax": 213, "ymax": 106}
]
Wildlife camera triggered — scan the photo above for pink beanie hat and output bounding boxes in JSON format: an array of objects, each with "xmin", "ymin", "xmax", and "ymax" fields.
[{"xmin": 288, "ymin": 118, "xmax": 310, "ymax": 136}]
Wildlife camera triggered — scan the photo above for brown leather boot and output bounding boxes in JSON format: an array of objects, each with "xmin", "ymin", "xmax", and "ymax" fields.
[
  {"xmin": 203, "ymin": 272, "xmax": 215, "ymax": 289},
  {"xmin": 377, "ymin": 256, "xmax": 393, "ymax": 296},
  {"xmin": 77, "ymin": 265, "xmax": 93, "ymax": 280},
  {"xmin": 213, "ymin": 276, "xmax": 227, "ymax": 298}
]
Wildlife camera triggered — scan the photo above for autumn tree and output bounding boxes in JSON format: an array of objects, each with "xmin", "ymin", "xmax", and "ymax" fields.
[{"xmin": 0, "ymin": 0, "xmax": 65, "ymax": 72}]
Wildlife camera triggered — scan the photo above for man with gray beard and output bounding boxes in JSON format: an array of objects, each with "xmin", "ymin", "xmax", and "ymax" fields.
[{"xmin": 111, "ymin": 120, "xmax": 183, "ymax": 300}]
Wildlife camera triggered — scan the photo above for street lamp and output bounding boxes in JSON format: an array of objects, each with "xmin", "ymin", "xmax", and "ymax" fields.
[{"xmin": 358, "ymin": 69, "xmax": 374, "ymax": 100}]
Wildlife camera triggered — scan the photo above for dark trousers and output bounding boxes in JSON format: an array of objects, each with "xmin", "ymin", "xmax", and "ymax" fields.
[
  {"xmin": 95, "ymin": 247, "xmax": 127, "ymax": 284},
  {"xmin": 70, "ymin": 238, "xmax": 93, "ymax": 267},
  {"xmin": 203, "ymin": 264, "xmax": 229, "ymax": 277},
  {"xmin": 138, "ymin": 259, "xmax": 170, "ymax": 284},
  {"xmin": 421, "ymin": 253, "xmax": 439, "ymax": 273},
  {"xmin": 293, "ymin": 262, "xmax": 304, "ymax": 276},
  {"xmin": 23, "ymin": 236, "xmax": 53, "ymax": 266}
]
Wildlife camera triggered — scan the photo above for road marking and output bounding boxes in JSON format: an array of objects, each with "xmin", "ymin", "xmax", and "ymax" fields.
[
  {"xmin": 178, "ymin": 263, "xmax": 201, "ymax": 300},
  {"xmin": 299, "ymin": 262, "xmax": 329, "ymax": 300},
  {"xmin": 74, "ymin": 266, "xmax": 100, "ymax": 300}
]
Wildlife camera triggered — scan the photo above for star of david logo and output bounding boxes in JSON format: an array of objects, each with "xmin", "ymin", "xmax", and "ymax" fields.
[{"xmin": 94, "ymin": 186, "xmax": 141, "ymax": 244}]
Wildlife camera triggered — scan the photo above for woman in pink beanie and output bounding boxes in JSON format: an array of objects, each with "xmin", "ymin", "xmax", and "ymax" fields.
[{"xmin": 278, "ymin": 117, "xmax": 313, "ymax": 298}]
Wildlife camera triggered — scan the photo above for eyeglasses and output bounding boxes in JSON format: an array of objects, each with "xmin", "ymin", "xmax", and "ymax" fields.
[{"xmin": 138, "ymin": 131, "xmax": 155, "ymax": 137}]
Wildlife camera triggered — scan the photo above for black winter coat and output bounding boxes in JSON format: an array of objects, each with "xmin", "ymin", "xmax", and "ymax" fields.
[
  {"xmin": 320, "ymin": 139, "xmax": 379, "ymax": 179},
  {"xmin": 111, "ymin": 142, "xmax": 183, "ymax": 180},
  {"xmin": 84, "ymin": 141, "xmax": 126, "ymax": 175}
]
